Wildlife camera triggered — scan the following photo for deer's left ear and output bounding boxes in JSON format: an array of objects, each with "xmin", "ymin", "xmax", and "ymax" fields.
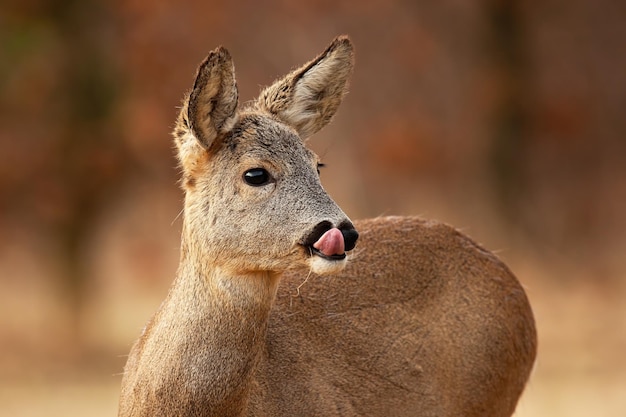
[{"xmin": 255, "ymin": 36, "xmax": 354, "ymax": 140}]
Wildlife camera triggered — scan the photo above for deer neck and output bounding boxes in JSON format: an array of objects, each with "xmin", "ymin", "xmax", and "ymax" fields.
[{"xmin": 163, "ymin": 237, "xmax": 281, "ymax": 416}]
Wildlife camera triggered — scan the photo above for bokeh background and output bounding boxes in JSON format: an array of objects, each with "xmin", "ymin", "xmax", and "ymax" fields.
[{"xmin": 1, "ymin": 0, "xmax": 625, "ymax": 415}]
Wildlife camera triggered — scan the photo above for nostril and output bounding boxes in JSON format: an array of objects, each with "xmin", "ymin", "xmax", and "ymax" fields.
[
  {"xmin": 301, "ymin": 220, "xmax": 333, "ymax": 248},
  {"xmin": 340, "ymin": 225, "xmax": 359, "ymax": 252},
  {"xmin": 302, "ymin": 220, "xmax": 358, "ymax": 254}
]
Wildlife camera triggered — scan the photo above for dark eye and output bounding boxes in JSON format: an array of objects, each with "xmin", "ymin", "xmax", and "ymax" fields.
[
  {"xmin": 317, "ymin": 162, "xmax": 325, "ymax": 175},
  {"xmin": 243, "ymin": 168, "xmax": 271, "ymax": 186}
]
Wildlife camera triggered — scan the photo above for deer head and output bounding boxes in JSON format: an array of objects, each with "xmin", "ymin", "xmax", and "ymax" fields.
[{"xmin": 172, "ymin": 36, "xmax": 358, "ymax": 277}]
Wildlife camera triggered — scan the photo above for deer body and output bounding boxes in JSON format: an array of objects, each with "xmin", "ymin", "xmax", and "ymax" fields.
[{"xmin": 119, "ymin": 37, "xmax": 536, "ymax": 417}]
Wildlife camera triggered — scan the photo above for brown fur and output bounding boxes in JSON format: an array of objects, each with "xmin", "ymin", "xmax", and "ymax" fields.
[{"xmin": 118, "ymin": 36, "xmax": 536, "ymax": 417}]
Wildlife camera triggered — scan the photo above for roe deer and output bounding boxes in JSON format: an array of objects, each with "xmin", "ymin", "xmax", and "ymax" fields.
[{"xmin": 118, "ymin": 36, "xmax": 536, "ymax": 417}]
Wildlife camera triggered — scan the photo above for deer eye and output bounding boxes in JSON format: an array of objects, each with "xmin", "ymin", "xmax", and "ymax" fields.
[{"xmin": 243, "ymin": 168, "xmax": 271, "ymax": 186}]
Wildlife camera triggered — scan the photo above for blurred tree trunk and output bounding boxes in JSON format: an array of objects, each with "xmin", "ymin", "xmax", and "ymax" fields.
[
  {"xmin": 484, "ymin": 0, "xmax": 531, "ymax": 227},
  {"xmin": 45, "ymin": 0, "xmax": 129, "ymax": 347}
]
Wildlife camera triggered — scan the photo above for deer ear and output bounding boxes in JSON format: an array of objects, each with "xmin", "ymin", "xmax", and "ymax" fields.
[
  {"xmin": 256, "ymin": 36, "xmax": 354, "ymax": 140},
  {"xmin": 175, "ymin": 47, "xmax": 238, "ymax": 154},
  {"xmin": 174, "ymin": 47, "xmax": 238, "ymax": 181},
  {"xmin": 188, "ymin": 46, "xmax": 239, "ymax": 149}
]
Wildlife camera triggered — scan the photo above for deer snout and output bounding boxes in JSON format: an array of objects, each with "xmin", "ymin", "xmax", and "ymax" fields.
[
  {"xmin": 302, "ymin": 221, "xmax": 358, "ymax": 260},
  {"xmin": 340, "ymin": 222, "xmax": 359, "ymax": 252}
]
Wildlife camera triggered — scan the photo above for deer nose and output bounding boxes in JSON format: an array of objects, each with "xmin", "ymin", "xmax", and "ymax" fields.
[
  {"xmin": 339, "ymin": 222, "xmax": 359, "ymax": 252},
  {"xmin": 302, "ymin": 220, "xmax": 359, "ymax": 254}
]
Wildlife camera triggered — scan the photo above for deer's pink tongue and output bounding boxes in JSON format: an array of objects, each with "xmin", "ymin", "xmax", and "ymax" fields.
[{"xmin": 313, "ymin": 228, "xmax": 345, "ymax": 257}]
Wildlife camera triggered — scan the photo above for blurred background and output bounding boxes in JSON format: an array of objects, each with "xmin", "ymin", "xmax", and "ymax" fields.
[{"xmin": 1, "ymin": 0, "xmax": 625, "ymax": 415}]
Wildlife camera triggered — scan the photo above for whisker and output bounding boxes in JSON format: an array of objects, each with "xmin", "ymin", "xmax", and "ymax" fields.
[{"xmin": 171, "ymin": 207, "xmax": 185, "ymax": 226}]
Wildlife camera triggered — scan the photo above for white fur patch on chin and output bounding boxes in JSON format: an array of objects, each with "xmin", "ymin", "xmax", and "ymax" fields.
[{"xmin": 308, "ymin": 255, "xmax": 347, "ymax": 276}]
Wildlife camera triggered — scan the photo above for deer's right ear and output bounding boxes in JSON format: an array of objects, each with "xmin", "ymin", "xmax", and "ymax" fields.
[{"xmin": 174, "ymin": 47, "xmax": 238, "ymax": 177}]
